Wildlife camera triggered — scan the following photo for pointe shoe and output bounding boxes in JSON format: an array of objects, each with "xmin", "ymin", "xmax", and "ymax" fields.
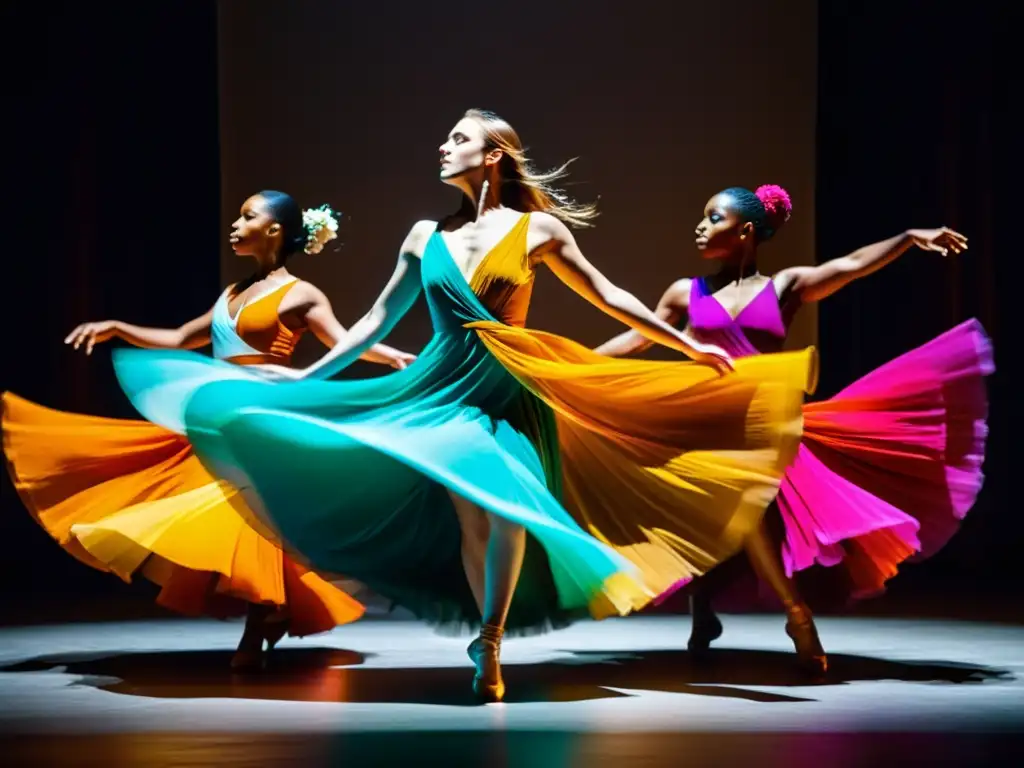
[
  {"xmin": 468, "ymin": 624, "xmax": 505, "ymax": 703},
  {"xmin": 687, "ymin": 598, "xmax": 723, "ymax": 658},
  {"xmin": 784, "ymin": 603, "xmax": 828, "ymax": 679}
]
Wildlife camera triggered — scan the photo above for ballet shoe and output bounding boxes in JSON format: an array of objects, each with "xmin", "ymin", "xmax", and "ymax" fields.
[{"xmin": 468, "ymin": 623, "xmax": 505, "ymax": 703}]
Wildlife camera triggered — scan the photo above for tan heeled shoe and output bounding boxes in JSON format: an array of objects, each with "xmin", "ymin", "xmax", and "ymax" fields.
[
  {"xmin": 467, "ymin": 623, "xmax": 505, "ymax": 703},
  {"xmin": 784, "ymin": 602, "xmax": 827, "ymax": 678}
]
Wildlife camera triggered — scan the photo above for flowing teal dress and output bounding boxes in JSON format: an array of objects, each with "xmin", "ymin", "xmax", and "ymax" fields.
[{"xmin": 112, "ymin": 215, "xmax": 814, "ymax": 633}]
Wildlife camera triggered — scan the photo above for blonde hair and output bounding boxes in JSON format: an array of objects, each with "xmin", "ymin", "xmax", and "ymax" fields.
[{"xmin": 464, "ymin": 108, "xmax": 599, "ymax": 229}]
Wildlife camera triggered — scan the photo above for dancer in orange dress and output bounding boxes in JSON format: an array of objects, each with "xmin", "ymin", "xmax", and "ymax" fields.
[{"xmin": 3, "ymin": 190, "xmax": 415, "ymax": 670}]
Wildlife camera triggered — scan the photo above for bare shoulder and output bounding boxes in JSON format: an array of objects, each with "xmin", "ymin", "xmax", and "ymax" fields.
[
  {"xmin": 526, "ymin": 211, "xmax": 575, "ymax": 262},
  {"xmin": 290, "ymin": 279, "xmax": 328, "ymax": 302},
  {"xmin": 528, "ymin": 210, "xmax": 570, "ymax": 241},
  {"xmin": 279, "ymin": 279, "xmax": 329, "ymax": 314},
  {"xmin": 402, "ymin": 220, "xmax": 438, "ymax": 259},
  {"xmin": 661, "ymin": 278, "xmax": 692, "ymax": 310},
  {"xmin": 772, "ymin": 266, "xmax": 811, "ymax": 295},
  {"xmin": 665, "ymin": 277, "xmax": 692, "ymax": 300}
]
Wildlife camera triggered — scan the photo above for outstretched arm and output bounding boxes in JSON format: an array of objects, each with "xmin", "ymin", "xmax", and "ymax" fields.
[
  {"xmin": 65, "ymin": 308, "xmax": 215, "ymax": 355},
  {"xmin": 593, "ymin": 279, "xmax": 692, "ymax": 357},
  {"xmin": 292, "ymin": 283, "xmax": 417, "ymax": 370},
  {"xmin": 534, "ymin": 214, "xmax": 732, "ymax": 372},
  {"xmin": 294, "ymin": 221, "xmax": 432, "ymax": 380},
  {"xmin": 777, "ymin": 227, "xmax": 967, "ymax": 304}
]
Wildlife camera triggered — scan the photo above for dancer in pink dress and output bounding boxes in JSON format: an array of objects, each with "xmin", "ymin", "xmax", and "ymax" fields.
[{"xmin": 595, "ymin": 184, "xmax": 992, "ymax": 676}]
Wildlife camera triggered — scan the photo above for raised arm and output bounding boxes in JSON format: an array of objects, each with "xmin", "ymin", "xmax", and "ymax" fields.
[
  {"xmin": 287, "ymin": 282, "xmax": 417, "ymax": 370},
  {"xmin": 534, "ymin": 214, "xmax": 732, "ymax": 372},
  {"xmin": 593, "ymin": 278, "xmax": 692, "ymax": 358},
  {"xmin": 295, "ymin": 220, "xmax": 432, "ymax": 380},
  {"xmin": 65, "ymin": 307, "xmax": 215, "ymax": 355},
  {"xmin": 776, "ymin": 227, "xmax": 967, "ymax": 305}
]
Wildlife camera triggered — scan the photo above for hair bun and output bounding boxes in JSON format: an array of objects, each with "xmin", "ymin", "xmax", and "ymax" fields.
[{"xmin": 754, "ymin": 184, "xmax": 793, "ymax": 233}]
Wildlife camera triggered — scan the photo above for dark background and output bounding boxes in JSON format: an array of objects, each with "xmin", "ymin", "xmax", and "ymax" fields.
[
  {"xmin": 0, "ymin": 1, "xmax": 1013, "ymax": 620},
  {"xmin": 216, "ymin": 0, "xmax": 819, "ymax": 360}
]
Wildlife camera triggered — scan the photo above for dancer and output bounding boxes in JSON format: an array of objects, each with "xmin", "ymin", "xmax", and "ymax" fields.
[
  {"xmin": 3, "ymin": 190, "xmax": 415, "ymax": 670},
  {"xmin": 595, "ymin": 184, "xmax": 992, "ymax": 675},
  {"xmin": 109, "ymin": 109, "xmax": 817, "ymax": 702}
]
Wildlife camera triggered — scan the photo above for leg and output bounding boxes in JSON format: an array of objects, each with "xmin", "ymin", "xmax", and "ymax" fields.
[
  {"xmin": 743, "ymin": 519, "xmax": 827, "ymax": 677},
  {"xmin": 232, "ymin": 602, "xmax": 274, "ymax": 671},
  {"xmin": 687, "ymin": 549, "xmax": 747, "ymax": 656},
  {"xmin": 687, "ymin": 572, "xmax": 724, "ymax": 657},
  {"xmin": 448, "ymin": 490, "xmax": 489, "ymax": 616},
  {"xmin": 447, "ymin": 489, "xmax": 527, "ymax": 702}
]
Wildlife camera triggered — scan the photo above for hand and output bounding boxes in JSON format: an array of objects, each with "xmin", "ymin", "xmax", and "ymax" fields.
[
  {"xmin": 693, "ymin": 344, "xmax": 735, "ymax": 375},
  {"xmin": 250, "ymin": 364, "xmax": 304, "ymax": 382},
  {"xmin": 388, "ymin": 351, "xmax": 417, "ymax": 370},
  {"xmin": 65, "ymin": 321, "xmax": 117, "ymax": 355},
  {"xmin": 907, "ymin": 227, "xmax": 967, "ymax": 257}
]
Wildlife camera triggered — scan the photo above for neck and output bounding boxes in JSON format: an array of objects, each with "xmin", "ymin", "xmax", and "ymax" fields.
[
  {"xmin": 456, "ymin": 174, "xmax": 502, "ymax": 219},
  {"xmin": 251, "ymin": 252, "xmax": 287, "ymax": 281},
  {"xmin": 714, "ymin": 248, "xmax": 760, "ymax": 285}
]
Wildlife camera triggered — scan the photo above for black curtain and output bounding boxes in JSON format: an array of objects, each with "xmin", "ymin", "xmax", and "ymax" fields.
[
  {"xmin": 1, "ymin": 3, "xmax": 220, "ymax": 610},
  {"xmin": 817, "ymin": 1, "xmax": 1013, "ymax": 593}
]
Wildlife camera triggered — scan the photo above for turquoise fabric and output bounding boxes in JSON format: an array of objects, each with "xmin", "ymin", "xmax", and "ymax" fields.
[{"xmin": 112, "ymin": 233, "xmax": 637, "ymax": 633}]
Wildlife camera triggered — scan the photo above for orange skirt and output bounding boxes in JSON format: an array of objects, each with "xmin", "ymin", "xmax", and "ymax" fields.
[{"xmin": 2, "ymin": 393, "xmax": 363, "ymax": 636}]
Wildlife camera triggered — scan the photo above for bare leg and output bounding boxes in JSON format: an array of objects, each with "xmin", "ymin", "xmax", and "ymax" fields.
[
  {"xmin": 743, "ymin": 520, "xmax": 827, "ymax": 677},
  {"xmin": 446, "ymin": 488, "xmax": 527, "ymax": 701},
  {"xmin": 449, "ymin": 491, "xmax": 488, "ymax": 614}
]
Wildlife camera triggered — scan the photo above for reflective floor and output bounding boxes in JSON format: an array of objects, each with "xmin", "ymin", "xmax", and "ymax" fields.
[{"xmin": 1, "ymin": 615, "xmax": 1021, "ymax": 765}]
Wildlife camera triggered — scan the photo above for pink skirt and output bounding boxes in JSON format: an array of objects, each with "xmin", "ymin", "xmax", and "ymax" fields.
[{"xmin": 662, "ymin": 319, "xmax": 993, "ymax": 609}]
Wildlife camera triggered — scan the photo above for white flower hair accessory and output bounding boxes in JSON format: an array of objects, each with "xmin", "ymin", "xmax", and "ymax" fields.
[{"xmin": 302, "ymin": 204, "xmax": 341, "ymax": 255}]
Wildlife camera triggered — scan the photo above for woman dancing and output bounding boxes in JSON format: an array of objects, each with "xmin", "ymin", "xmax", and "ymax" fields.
[
  {"xmin": 110, "ymin": 109, "xmax": 817, "ymax": 701},
  {"xmin": 3, "ymin": 190, "xmax": 415, "ymax": 670},
  {"xmin": 595, "ymin": 184, "xmax": 992, "ymax": 675}
]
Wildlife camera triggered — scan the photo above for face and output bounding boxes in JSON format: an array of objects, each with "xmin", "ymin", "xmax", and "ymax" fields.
[
  {"xmin": 694, "ymin": 192, "xmax": 752, "ymax": 260},
  {"xmin": 229, "ymin": 195, "xmax": 281, "ymax": 256},
  {"xmin": 438, "ymin": 117, "xmax": 497, "ymax": 184}
]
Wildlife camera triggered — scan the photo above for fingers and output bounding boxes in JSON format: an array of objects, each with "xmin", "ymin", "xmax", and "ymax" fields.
[
  {"xmin": 940, "ymin": 227, "xmax": 968, "ymax": 254},
  {"xmin": 65, "ymin": 325, "xmax": 99, "ymax": 352}
]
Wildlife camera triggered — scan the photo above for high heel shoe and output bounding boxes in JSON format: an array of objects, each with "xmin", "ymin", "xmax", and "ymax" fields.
[
  {"xmin": 687, "ymin": 594, "xmax": 723, "ymax": 658},
  {"xmin": 467, "ymin": 623, "xmax": 505, "ymax": 703},
  {"xmin": 230, "ymin": 612, "xmax": 290, "ymax": 672},
  {"xmin": 262, "ymin": 615, "xmax": 290, "ymax": 660},
  {"xmin": 230, "ymin": 630, "xmax": 266, "ymax": 672},
  {"xmin": 784, "ymin": 602, "xmax": 827, "ymax": 679}
]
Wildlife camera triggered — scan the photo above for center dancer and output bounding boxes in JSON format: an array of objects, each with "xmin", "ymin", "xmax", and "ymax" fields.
[{"xmin": 110, "ymin": 109, "xmax": 817, "ymax": 701}]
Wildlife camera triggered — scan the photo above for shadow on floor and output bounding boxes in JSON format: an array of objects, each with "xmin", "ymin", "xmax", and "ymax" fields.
[{"xmin": 1, "ymin": 644, "xmax": 1012, "ymax": 706}]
